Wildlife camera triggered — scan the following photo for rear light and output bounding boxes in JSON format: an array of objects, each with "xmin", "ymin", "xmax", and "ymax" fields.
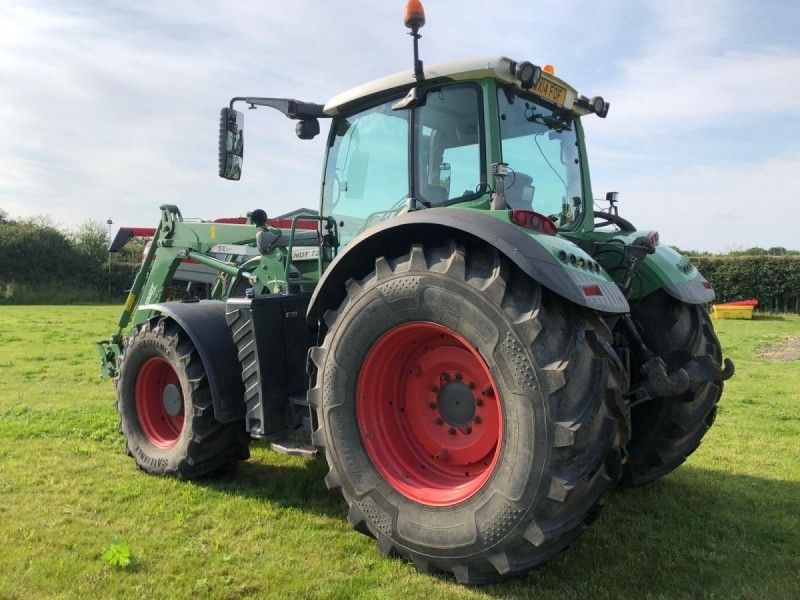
[
  {"xmin": 647, "ymin": 230, "xmax": 660, "ymax": 246},
  {"xmin": 510, "ymin": 210, "xmax": 557, "ymax": 235},
  {"xmin": 582, "ymin": 284, "xmax": 603, "ymax": 297}
]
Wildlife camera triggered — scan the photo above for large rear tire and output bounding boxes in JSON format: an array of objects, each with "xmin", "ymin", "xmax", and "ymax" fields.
[
  {"xmin": 622, "ymin": 291, "xmax": 723, "ymax": 486},
  {"xmin": 309, "ymin": 242, "xmax": 628, "ymax": 584},
  {"xmin": 116, "ymin": 316, "xmax": 250, "ymax": 478}
]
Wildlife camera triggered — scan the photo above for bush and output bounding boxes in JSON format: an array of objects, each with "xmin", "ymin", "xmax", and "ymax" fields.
[
  {"xmin": 0, "ymin": 219, "xmax": 140, "ymax": 304},
  {"xmin": 1, "ymin": 215, "xmax": 798, "ymax": 312},
  {"xmin": 693, "ymin": 256, "xmax": 800, "ymax": 313}
]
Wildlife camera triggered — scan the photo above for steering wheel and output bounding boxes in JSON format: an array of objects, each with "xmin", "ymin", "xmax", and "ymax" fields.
[
  {"xmin": 362, "ymin": 194, "xmax": 412, "ymax": 229},
  {"xmin": 593, "ymin": 210, "xmax": 636, "ymax": 232}
]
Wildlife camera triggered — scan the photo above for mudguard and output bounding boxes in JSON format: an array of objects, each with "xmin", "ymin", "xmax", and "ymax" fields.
[
  {"xmin": 601, "ymin": 233, "xmax": 715, "ymax": 305},
  {"xmin": 308, "ymin": 208, "xmax": 629, "ymax": 322},
  {"xmin": 139, "ymin": 300, "xmax": 245, "ymax": 423}
]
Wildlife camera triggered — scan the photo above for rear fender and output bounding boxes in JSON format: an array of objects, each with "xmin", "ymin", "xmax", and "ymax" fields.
[
  {"xmin": 601, "ymin": 232, "xmax": 715, "ymax": 304},
  {"xmin": 139, "ymin": 300, "xmax": 245, "ymax": 423},
  {"xmin": 307, "ymin": 208, "xmax": 629, "ymax": 323}
]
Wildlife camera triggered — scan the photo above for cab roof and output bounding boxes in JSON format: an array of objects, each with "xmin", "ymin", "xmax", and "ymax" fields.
[{"xmin": 323, "ymin": 56, "xmax": 588, "ymax": 117}]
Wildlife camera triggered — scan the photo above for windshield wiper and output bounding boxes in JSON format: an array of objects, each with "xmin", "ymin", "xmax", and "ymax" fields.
[{"xmin": 525, "ymin": 111, "xmax": 572, "ymax": 133}]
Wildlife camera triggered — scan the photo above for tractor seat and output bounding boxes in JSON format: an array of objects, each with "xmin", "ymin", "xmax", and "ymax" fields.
[
  {"xmin": 420, "ymin": 183, "xmax": 448, "ymax": 206},
  {"xmin": 504, "ymin": 172, "xmax": 534, "ymax": 209}
]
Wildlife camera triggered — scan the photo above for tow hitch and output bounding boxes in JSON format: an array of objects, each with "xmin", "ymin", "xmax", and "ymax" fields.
[{"xmin": 619, "ymin": 313, "xmax": 734, "ymax": 407}]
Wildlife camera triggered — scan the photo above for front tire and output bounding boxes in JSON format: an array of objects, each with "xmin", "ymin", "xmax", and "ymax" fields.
[
  {"xmin": 116, "ymin": 316, "xmax": 250, "ymax": 478},
  {"xmin": 623, "ymin": 291, "xmax": 724, "ymax": 486},
  {"xmin": 309, "ymin": 242, "xmax": 628, "ymax": 584}
]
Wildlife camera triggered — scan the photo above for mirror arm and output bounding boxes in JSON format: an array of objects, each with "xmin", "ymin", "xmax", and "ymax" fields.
[{"xmin": 229, "ymin": 97, "xmax": 326, "ymax": 120}]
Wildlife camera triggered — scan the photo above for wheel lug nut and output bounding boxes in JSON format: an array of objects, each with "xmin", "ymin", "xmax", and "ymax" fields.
[
  {"xmin": 468, "ymin": 382, "xmax": 475, "ymax": 390},
  {"xmin": 428, "ymin": 402, "xmax": 437, "ymax": 410},
  {"xmin": 482, "ymin": 386, "xmax": 494, "ymax": 396},
  {"xmin": 474, "ymin": 416, "xmax": 482, "ymax": 425},
  {"xmin": 448, "ymin": 427, "xmax": 457, "ymax": 435},
  {"xmin": 475, "ymin": 398, "xmax": 483, "ymax": 406},
  {"xmin": 455, "ymin": 371, "xmax": 462, "ymax": 380},
  {"xmin": 436, "ymin": 418, "xmax": 444, "ymax": 426},
  {"xmin": 441, "ymin": 373, "xmax": 450, "ymax": 382},
  {"xmin": 465, "ymin": 426, "xmax": 472, "ymax": 435}
]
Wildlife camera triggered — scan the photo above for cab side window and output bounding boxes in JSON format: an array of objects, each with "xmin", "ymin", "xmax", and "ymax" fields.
[
  {"xmin": 415, "ymin": 86, "xmax": 483, "ymax": 205},
  {"xmin": 322, "ymin": 102, "xmax": 409, "ymax": 242}
]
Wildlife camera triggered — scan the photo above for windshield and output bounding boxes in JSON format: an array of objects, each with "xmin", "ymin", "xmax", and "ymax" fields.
[
  {"xmin": 321, "ymin": 85, "xmax": 484, "ymax": 244},
  {"xmin": 497, "ymin": 88, "xmax": 584, "ymax": 229}
]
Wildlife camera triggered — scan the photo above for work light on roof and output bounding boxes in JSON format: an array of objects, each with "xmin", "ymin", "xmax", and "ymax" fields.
[
  {"xmin": 515, "ymin": 61, "xmax": 542, "ymax": 90},
  {"xmin": 591, "ymin": 96, "xmax": 610, "ymax": 118},
  {"xmin": 576, "ymin": 94, "xmax": 611, "ymax": 119}
]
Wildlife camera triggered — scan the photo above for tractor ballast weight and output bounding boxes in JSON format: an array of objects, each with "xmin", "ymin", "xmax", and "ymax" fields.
[
  {"xmin": 100, "ymin": 2, "xmax": 734, "ymax": 586},
  {"xmin": 226, "ymin": 294, "xmax": 314, "ymax": 438}
]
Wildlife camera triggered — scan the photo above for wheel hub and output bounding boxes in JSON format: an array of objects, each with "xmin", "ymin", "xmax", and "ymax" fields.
[
  {"xmin": 135, "ymin": 356, "xmax": 185, "ymax": 448},
  {"xmin": 162, "ymin": 383, "xmax": 183, "ymax": 417},
  {"xmin": 357, "ymin": 321, "xmax": 503, "ymax": 506},
  {"xmin": 437, "ymin": 380, "xmax": 476, "ymax": 427}
]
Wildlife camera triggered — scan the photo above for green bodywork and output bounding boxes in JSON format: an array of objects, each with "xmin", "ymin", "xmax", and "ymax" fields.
[
  {"xmin": 446, "ymin": 77, "xmax": 695, "ymax": 296},
  {"xmin": 99, "ymin": 68, "xmax": 699, "ymax": 377},
  {"xmin": 97, "ymin": 205, "xmax": 324, "ymax": 377},
  {"xmin": 578, "ymin": 229, "xmax": 699, "ymax": 300}
]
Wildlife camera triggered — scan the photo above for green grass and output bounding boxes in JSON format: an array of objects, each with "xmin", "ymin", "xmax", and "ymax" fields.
[{"xmin": 0, "ymin": 306, "xmax": 798, "ymax": 599}]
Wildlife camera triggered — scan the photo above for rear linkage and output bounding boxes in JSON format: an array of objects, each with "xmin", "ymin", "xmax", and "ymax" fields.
[{"xmin": 601, "ymin": 236, "xmax": 735, "ymax": 406}]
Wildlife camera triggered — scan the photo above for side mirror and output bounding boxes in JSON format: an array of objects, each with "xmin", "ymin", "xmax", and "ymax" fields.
[{"xmin": 218, "ymin": 108, "xmax": 244, "ymax": 180}]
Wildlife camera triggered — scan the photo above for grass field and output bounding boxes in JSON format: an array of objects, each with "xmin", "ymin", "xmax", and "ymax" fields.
[{"xmin": 0, "ymin": 306, "xmax": 798, "ymax": 599}]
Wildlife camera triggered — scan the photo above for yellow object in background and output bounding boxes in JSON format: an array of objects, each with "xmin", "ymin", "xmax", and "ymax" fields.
[{"xmin": 712, "ymin": 304, "xmax": 755, "ymax": 320}]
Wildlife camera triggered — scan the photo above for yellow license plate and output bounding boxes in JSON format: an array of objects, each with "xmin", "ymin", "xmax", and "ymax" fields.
[{"xmin": 533, "ymin": 78, "xmax": 567, "ymax": 105}]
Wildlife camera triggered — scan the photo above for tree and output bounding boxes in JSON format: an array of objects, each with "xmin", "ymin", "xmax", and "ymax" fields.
[{"xmin": 72, "ymin": 221, "xmax": 109, "ymax": 266}]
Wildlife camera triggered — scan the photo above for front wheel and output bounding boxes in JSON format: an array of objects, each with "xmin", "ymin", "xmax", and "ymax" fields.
[
  {"xmin": 116, "ymin": 316, "xmax": 250, "ymax": 478},
  {"xmin": 310, "ymin": 242, "xmax": 628, "ymax": 584}
]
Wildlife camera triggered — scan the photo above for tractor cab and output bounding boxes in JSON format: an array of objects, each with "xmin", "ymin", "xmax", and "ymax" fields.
[
  {"xmin": 318, "ymin": 57, "xmax": 607, "ymax": 244},
  {"xmin": 221, "ymin": 55, "xmax": 610, "ymax": 247}
]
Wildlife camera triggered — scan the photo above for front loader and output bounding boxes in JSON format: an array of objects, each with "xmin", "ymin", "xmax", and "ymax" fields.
[{"xmin": 99, "ymin": 0, "xmax": 733, "ymax": 585}]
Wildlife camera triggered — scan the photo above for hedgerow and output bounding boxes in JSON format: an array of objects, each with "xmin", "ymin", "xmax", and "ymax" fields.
[
  {"xmin": 692, "ymin": 256, "xmax": 800, "ymax": 312},
  {"xmin": 1, "ymin": 213, "xmax": 798, "ymax": 311}
]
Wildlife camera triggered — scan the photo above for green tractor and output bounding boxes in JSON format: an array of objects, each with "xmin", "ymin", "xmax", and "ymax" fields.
[{"xmin": 99, "ymin": 1, "xmax": 733, "ymax": 585}]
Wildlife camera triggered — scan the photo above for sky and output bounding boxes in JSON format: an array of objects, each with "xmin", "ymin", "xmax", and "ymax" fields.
[{"xmin": 1, "ymin": 0, "xmax": 798, "ymax": 251}]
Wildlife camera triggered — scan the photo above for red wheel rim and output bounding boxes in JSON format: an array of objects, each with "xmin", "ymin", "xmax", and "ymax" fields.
[
  {"xmin": 135, "ymin": 356, "xmax": 184, "ymax": 448},
  {"xmin": 357, "ymin": 322, "xmax": 502, "ymax": 506}
]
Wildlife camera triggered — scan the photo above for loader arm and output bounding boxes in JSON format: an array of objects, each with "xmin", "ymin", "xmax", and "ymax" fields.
[{"xmin": 97, "ymin": 204, "xmax": 328, "ymax": 378}]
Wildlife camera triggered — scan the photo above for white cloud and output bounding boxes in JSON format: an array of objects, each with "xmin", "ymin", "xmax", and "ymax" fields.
[
  {"xmin": 583, "ymin": 1, "xmax": 800, "ymax": 137},
  {"xmin": 0, "ymin": 0, "xmax": 797, "ymax": 253},
  {"xmin": 601, "ymin": 152, "xmax": 800, "ymax": 251}
]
